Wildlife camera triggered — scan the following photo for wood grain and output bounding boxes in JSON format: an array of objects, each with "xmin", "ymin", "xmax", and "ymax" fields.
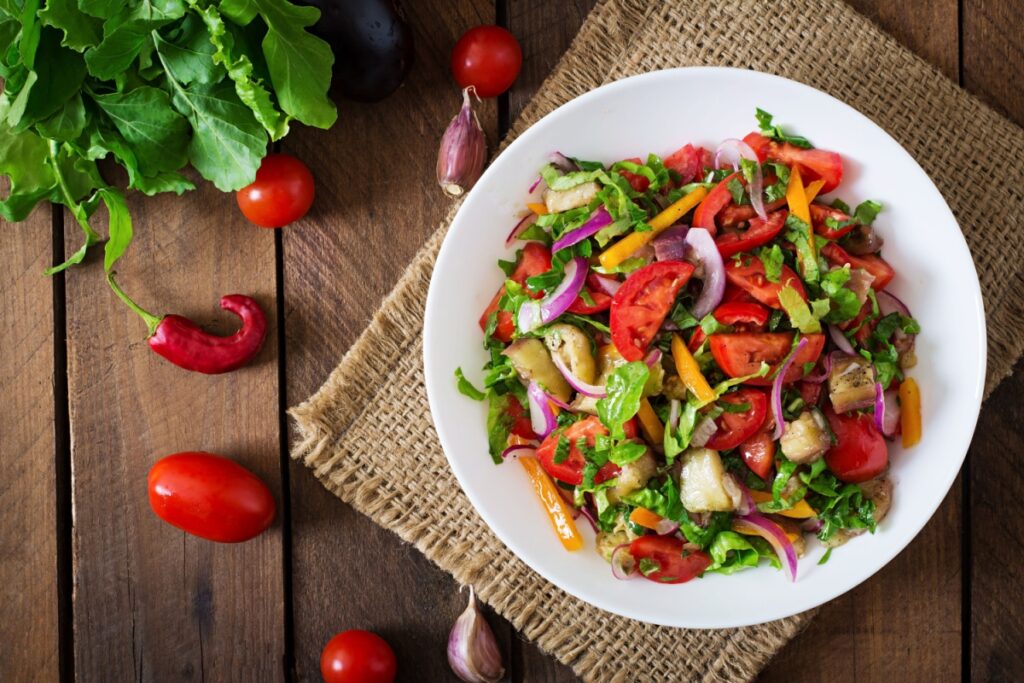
[
  {"xmin": 0, "ymin": 206, "xmax": 60, "ymax": 681},
  {"xmin": 280, "ymin": 2, "xmax": 509, "ymax": 680},
  {"xmin": 63, "ymin": 176, "xmax": 284, "ymax": 681}
]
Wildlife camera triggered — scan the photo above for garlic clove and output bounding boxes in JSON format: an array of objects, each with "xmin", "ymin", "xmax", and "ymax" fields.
[
  {"xmin": 437, "ymin": 86, "xmax": 487, "ymax": 198},
  {"xmin": 447, "ymin": 586, "xmax": 505, "ymax": 683}
]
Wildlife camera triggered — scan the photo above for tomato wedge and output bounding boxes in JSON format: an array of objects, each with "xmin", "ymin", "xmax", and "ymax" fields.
[
  {"xmin": 535, "ymin": 416, "xmax": 638, "ymax": 486},
  {"xmin": 617, "ymin": 156, "xmax": 650, "ymax": 193},
  {"xmin": 709, "ymin": 332, "xmax": 826, "ymax": 385},
  {"xmin": 810, "ymin": 204, "xmax": 857, "ymax": 240},
  {"xmin": 567, "ymin": 273, "xmax": 617, "ymax": 314},
  {"xmin": 713, "ymin": 302, "xmax": 770, "ymax": 329},
  {"xmin": 824, "ymin": 406, "xmax": 889, "ymax": 483},
  {"xmin": 705, "ymin": 388, "xmax": 769, "ymax": 450},
  {"xmin": 821, "ymin": 242, "xmax": 895, "ymax": 290},
  {"xmin": 716, "ymin": 210, "xmax": 788, "ymax": 259},
  {"xmin": 629, "ymin": 535, "xmax": 711, "ymax": 584},
  {"xmin": 743, "ymin": 132, "xmax": 843, "ymax": 193},
  {"xmin": 478, "ymin": 243, "xmax": 551, "ymax": 342},
  {"xmin": 718, "ymin": 197, "xmax": 787, "ymax": 228},
  {"xmin": 610, "ymin": 261, "xmax": 694, "ymax": 361},
  {"xmin": 724, "ymin": 258, "xmax": 806, "ymax": 309},
  {"xmin": 663, "ymin": 143, "xmax": 705, "ymax": 184},
  {"xmin": 692, "ymin": 171, "xmax": 740, "ymax": 236},
  {"xmin": 738, "ymin": 426, "xmax": 776, "ymax": 480},
  {"xmin": 722, "ymin": 282, "xmax": 757, "ymax": 304},
  {"xmin": 505, "ymin": 395, "xmax": 536, "ymax": 440}
]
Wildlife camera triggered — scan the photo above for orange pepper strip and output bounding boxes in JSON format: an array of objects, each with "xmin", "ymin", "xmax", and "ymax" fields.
[
  {"xmin": 527, "ymin": 202, "xmax": 549, "ymax": 215},
  {"xmin": 671, "ymin": 333, "xmax": 715, "ymax": 404},
  {"xmin": 732, "ymin": 518, "xmax": 801, "ymax": 544},
  {"xmin": 629, "ymin": 506, "xmax": 664, "ymax": 530},
  {"xmin": 899, "ymin": 377, "xmax": 922, "ymax": 448},
  {"xmin": 637, "ymin": 398, "xmax": 665, "ymax": 446},
  {"xmin": 598, "ymin": 186, "xmax": 708, "ymax": 270},
  {"xmin": 786, "ymin": 166, "xmax": 816, "ymax": 275},
  {"xmin": 519, "ymin": 456, "xmax": 584, "ymax": 551},
  {"xmin": 805, "ymin": 179, "xmax": 825, "ymax": 203},
  {"xmin": 748, "ymin": 490, "xmax": 817, "ymax": 519}
]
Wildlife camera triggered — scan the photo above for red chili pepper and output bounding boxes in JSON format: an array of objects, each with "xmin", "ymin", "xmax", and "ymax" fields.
[{"xmin": 108, "ymin": 273, "xmax": 267, "ymax": 374}]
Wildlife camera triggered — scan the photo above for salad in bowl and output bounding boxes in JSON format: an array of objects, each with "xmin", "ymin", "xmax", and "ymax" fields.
[{"xmin": 455, "ymin": 110, "xmax": 922, "ymax": 585}]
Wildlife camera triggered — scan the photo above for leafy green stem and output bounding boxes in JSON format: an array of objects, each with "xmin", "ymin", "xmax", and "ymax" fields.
[
  {"xmin": 48, "ymin": 139, "xmax": 100, "ymax": 242},
  {"xmin": 106, "ymin": 272, "xmax": 163, "ymax": 336}
]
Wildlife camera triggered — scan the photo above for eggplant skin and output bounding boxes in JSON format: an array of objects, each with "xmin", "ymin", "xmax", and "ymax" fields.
[{"xmin": 300, "ymin": 0, "xmax": 414, "ymax": 102}]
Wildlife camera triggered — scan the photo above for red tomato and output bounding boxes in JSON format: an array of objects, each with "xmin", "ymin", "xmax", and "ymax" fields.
[
  {"xmin": 567, "ymin": 273, "xmax": 617, "ymax": 314},
  {"xmin": 321, "ymin": 630, "xmax": 397, "ymax": 683},
  {"xmin": 663, "ymin": 143, "xmax": 704, "ymax": 184},
  {"xmin": 535, "ymin": 416, "xmax": 637, "ymax": 485},
  {"xmin": 743, "ymin": 132, "xmax": 844, "ymax": 193},
  {"xmin": 713, "ymin": 302, "xmax": 770, "ymax": 329},
  {"xmin": 822, "ymin": 242, "xmax": 895, "ymax": 290},
  {"xmin": 739, "ymin": 427, "xmax": 776, "ymax": 480},
  {"xmin": 810, "ymin": 204, "xmax": 857, "ymax": 240},
  {"xmin": 147, "ymin": 452, "xmax": 276, "ymax": 543},
  {"xmin": 840, "ymin": 299, "xmax": 875, "ymax": 345},
  {"xmin": 705, "ymin": 388, "xmax": 769, "ymax": 450},
  {"xmin": 824, "ymin": 406, "xmax": 889, "ymax": 483},
  {"xmin": 629, "ymin": 535, "xmax": 711, "ymax": 584},
  {"xmin": 722, "ymin": 282, "xmax": 758, "ymax": 304},
  {"xmin": 478, "ymin": 242, "xmax": 551, "ymax": 342},
  {"xmin": 687, "ymin": 327, "xmax": 706, "ymax": 352},
  {"xmin": 692, "ymin": 171, "xmax": 741, "ymax": 236},
  {"xmin": 505, "ymin": 396, "xmax": 536, "ymax": 440},
  {"xmin": 236, "ymin": 154, "xmax": 315, "ymax": 228},
  {"xmin": 798, "ymin": 380, "xmax": 823, "ymax": 407},
  {"xmin": 617, "ymin": 157, "xmax": 650, "ymax": 192},
  {"xmin": 715, "ymin": 210, "xmax": 788, "ymax": 259},
  {"xmin": 450, "ymin": 26, "xmax": 522, "ymax": 98},
  {"xmin": 724, "ymin": 258, "xmax": 807, "ymax": 309},
  {"xmin": 718, "ymin": 197, "xmax": 787, "ymax": 228},
  {"xmin": 708, "ymin": 332, "xmax": 826, "ymax": 386},
  {"xmin": 610, "ymin": 261, "xmax": 694, "ymax": 361}
]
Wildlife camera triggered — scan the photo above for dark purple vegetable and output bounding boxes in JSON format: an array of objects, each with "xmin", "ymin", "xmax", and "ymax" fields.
[{"xmin": 301, "ymin": 0, "xmax": 414, "ymax": 102}]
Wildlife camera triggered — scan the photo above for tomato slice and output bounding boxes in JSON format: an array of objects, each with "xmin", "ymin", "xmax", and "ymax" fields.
[
  {"xmin": 692, "ymin": 171, "xmax": 741, "ymax": 236},
  {"xmin": 663, "ymin": 143, "xmax": 705, "ymax": 184},
  {"xmin": 821, "ymin": 242, "xmax": 895, "ymax": 290},
  {"xmin": 629, "ymin": 535, "xmax": 711, "ymax": 584},
  {"xmin": 798, "ymin": 380, "xmax": 823, "ymax": 408},
  {"xmin": 722, "ymin": 282, "xmax": 757, "ymax": 304},
  {"xmin": 715, "ymin": 210, "xmax": 788, "ymax": 259},
  {"xmin": 567, "ymin": 273, "xmax": 617, "ymax": 314},
  {"xmin": 610, "ymin": 261, "xmax": 694, "ymax": 361},
  {"xmin": 743, "ymin": 132, "xmax": 844, "ymax": 193},
  {"xmin": 718, "ymin": 197, "xmax": 787, "ymax": 228},
  {"xmin": 705, "ymin": 388, "xmax": 769, "ymax": 450},
  {"xmin": 478, "ymin": 243, "xmax": 552, "ymax": 342},
  {"xmin": 535, "ymin": 416, "xmax": 638, "ymax": 486},
  {"xmin": 713, "ymin": 302, "xmax": 770, "ymax": 329},
  {"xmin": 724, "ymin": 258, "xmax": 807, "ymax": 309},
  {"xmin": 709, "ymin": 332, "xmax": 826, "ymax": 385},
  {"xmin": 738, "ymin": 426, "xmax": 775, "ymax": 480},
  {"xmin": 823, "ymin": 406, "xmax": 889, "ymax": 483},
  {"xmin": 505, "ymin": 396, "xmax": 536, "ymax": 440},
  {"xmin": 810, "ymin": 204, "xmax": 857, "ymax": 240},
  {"xmin": 617, "ymin": 156, "xmax": 650, "ymax": 193}
]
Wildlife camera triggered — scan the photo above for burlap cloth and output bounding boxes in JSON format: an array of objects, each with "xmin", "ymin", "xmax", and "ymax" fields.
[{"xmin": 291, "ymin": 0, "xmax": 1020, "ymax": 680}]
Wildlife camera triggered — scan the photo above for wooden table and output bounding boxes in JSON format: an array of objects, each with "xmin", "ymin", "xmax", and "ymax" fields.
[{"xmin": 3, "ymin": 1, "xmax": 1022, "ymax": 680}]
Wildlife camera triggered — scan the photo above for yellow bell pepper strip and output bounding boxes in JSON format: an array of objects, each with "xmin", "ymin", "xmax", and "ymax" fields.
[
  {"xmin": 805, "ymin": 178, "xmax": 825, "ymax": 203},
  {"xmin": 899, "ymin": 377, "xmax": 922, "ymax": 448},
  {"xmin": 749, "ymin": 490, "xmax": 817, "ymax": 518},
  {"xmin": 519, "ymin": 456, "xmax": 584, "ymax": 551},
  {"xmin": 527, "ymin": 202, "xmax": 548, "ymax": 215},
  {"xmin": 598, "ymin": 186, "xmax": 708, "ymax": 270},
  {"xmin": 628, "ymin": 506, "xmax": 664, "ymax": 530},
  {"xmin": 637, "ymin": 397, "xmax": 665, "ymax": 446},
  {"xmin": 671, "ymin": 333, "xmax": 715, "ymax": 404},
  {"xmin": 786, "ymin": 165, "xmax": 816, "ymax": 276},
  {"xmin": 732, "ymin": 518, "xmax": 801, "ymax": 544}
]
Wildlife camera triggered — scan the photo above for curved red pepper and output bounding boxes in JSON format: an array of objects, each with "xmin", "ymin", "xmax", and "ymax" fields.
[{"xmin": 108, "ymin": 274, "xmax": 267, "ymax": 374}]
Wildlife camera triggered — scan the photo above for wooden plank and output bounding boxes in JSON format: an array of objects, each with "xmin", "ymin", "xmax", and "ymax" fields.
[
  {"xmin": 962, "ymin": 2, "xmax": 1024, "ymax": 679},
  {"xmin": 280, "ymin": 2, "xmax": 507, "ymax": 680},
  {"xmin": 0, "ymin": 205, "xmax": 60, "ymax": 681},
  {"xmin": 64, "ymin": 175, "xmax": 284, "ymax": 680}
]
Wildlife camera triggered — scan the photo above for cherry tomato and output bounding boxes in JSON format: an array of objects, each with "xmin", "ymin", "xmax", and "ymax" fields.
[
  {"xmin": 822, "ymin": 242, "xmax": 895, "ymax": 290},
  {"xmin": 147, "ymin": 452, "xmax": 275, "ymax": 543},
  {"xmin": 810, "ymin": 204, "xmax": 857, "ymax": 240},
  {"xmin": 724, "ymin": 258, "xmax": 807, "ymax": 309},
  {"xmin": 566, "ymin": 273, "xmax": 617, "ymax": 314},
  {"xmin": 713, "ymin": 302, "xmax": 770, "ymax": 329},
  {"xmin": 705, "ymin": 388, "xmax": 769, "ymax": 450},
  {"xmin": 663, "ymin": 143, "xmax": 705, "ymax": 184},
  {"xmin": 535, "ymin": 416, "xmax": 638, "ymax": 485},
  {"xmin": 738, "ymin": 426, "xmax": 776, "ymax": 480},
  {"xmin": 715, "ymin": 209, "xmax": 789, "ymax": 259},
  {"xmin": 743, "ymin": 132, "xmax": 844, "ymax": 193},
  {"xmin": 692, "ymin": 171, "xmax": 741, "ymax": 236},
  {"xmin": 450, "ymin": 26, "xmax": 522, "ymax": 98},
  {"xmin": 824, "ymin": 406, "xmax": 889, "ymax": 483},
  {"xmin": 321, "ymin": 629, "xmax": 397, "ymax": 683},
  {"xmin": 236, "ymin": 154, "xmax": 315, "ymax": 228},
  {"xmin": 708, "ymin": 332, "xmax": 826, "ymax": 386},
  {"xmin": 629, "ymin": 535, "xmax": 711, "ymax": 584},
  {"xmin": 478, "ymin": 242, "xmax": 551, "ymax": 342},
  {"xmin": 610, "ymin": 261, "xmax": 694, "ymax": 361}
]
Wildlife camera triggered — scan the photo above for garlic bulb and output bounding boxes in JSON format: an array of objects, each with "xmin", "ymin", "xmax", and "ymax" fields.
[
  {"xmin": 437, "ymin": 87, "xmax": 487, "ymax": 197},
  {"xmin": 447, "ymin": 587, "xmax": 504, "ymax": 683}
]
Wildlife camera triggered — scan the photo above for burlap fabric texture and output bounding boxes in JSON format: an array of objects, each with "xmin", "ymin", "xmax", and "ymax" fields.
[{"xmin": 292, "ymin": 1, "xmax": 1019, "ymax": 680}]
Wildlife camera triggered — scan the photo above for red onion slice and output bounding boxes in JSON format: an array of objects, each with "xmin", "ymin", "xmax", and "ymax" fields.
[
  {"xmin": 528, "ymin": 175, "xmax": 543, "ymax": 193},
  {"xmin": 882, "ymin": 388, "xmax": 901, "ymax": 438},
  {"xmin": 685, "ymin": 227, "xmax": 725, "ymax": 318},
  {"xmin": 527, "ymin": 381, "xmax": 557, "ymax": 438},
  {"xmin": 506, "ymin": 212, "xmax": 539, "ymax": 246},
  {"xmin": 644, "ymin": 348, "xmax": 663, "ymax": 368},
  {"xmin": 592, "ymin": 274, "xmax": 621, "ymax": 297},
  {"xmin": 714, "ymin": 138, "xmax": 766, "ymax": 221},
  {"xmin": 501, "ymin": 444, "xmax": 536, "ymax": 459},
  {"xmin": 548, "ymin": 151, "xmax": 577, "ymax": 172},
  {"xmin": 801, "ymin": 517, "xmax": 823, "ymax": 534},
  {"xmin": 653, "ymin": 225, "xmax": 689, "ymax": 261},
  {"xmin": 579, "ymin": 503, "xmax": 599, "ymax": 533},
  {"xmin": 876, "ymin": 290, "xmax": 911, "ymax": 317},
  {"xmin": 828, "ymin": 323, "xmax": 856, "ymax": 355},
  {"xmin": 734, "ymin": 513, "xmax": 799, "ymax": 582},
  {"xmin": 771, "ymin": 337, "xmax": 809, "ymax": 440},
  {"xmin": 550, "ymin": 350, "xmax": 606, "ymax": 398},
  {"xmin": 667, "ymin": 399, "xmax": 681, "ymax": 431},
  {"xmin": 690, "ymin": 416, "xmax": 718, "ymax": 448},
  {"xmin": 802, "ymin": 351, "xmax": 833, "ymax": 384},
  {"xmin": 610, "ymin": 543, "xmax": 637, "ymax": 580},
  {"xmin": 517, "ymin": 257, "xmax": 588, "ymax": 333},
  {"xmin": 655, "ymin": 519, "xmax": 681, "ymax": 536},
  {"xmin": 736, "ymin": 482, "xmax": 756, "ymax": 516},
  {"xmin": 873, "ymin": 382, "xmax": 886, "ymax": 434},
  {"xmin": 551, "ymin": 207, "xmax": 613, "ymax": 253}
]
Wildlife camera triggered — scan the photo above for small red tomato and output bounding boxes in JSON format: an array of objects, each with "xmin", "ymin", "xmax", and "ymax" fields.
[
  {"xmin": 236, "ymin": 153, "xmax": 315, "ymax": 228},
  {"xmin": 147, "ymin": 452, "xmax": 275, "ymax": 543},
  {"xmin": 321, "ymin": 630, "xmax": 397, "ymax": 683},
  {"xmin": 450, "ymin": 26, "xmax": 522, "ymax": 98}
]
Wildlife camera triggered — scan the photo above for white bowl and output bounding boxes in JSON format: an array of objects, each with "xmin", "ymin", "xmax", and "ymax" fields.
[{"xmin": 423, "ymin": 68, "xmax": 985, "ymax": 628}]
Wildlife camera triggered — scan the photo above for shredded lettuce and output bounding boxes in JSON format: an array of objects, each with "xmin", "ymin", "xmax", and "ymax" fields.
[
  {"xmin": 597, "ymin": 362, "xmax": 649, "ymax": 439},
  {"xmin": 758, "ymin": 244, "xmax": 784, "ymax": 283},
  {"xmin": 778, "ymin": 284, "xmax": 822, "ymax": 333},
  {"xmin": 706, "ymin": 531, "xmax": 780, "ymax": 574},
  {"xmin": 454, "ymin": 367, "xmax": 485, "ymax": 401}
]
